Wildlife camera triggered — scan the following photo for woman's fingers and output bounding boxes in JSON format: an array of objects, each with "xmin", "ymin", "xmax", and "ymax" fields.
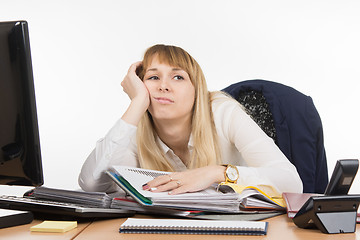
[
  {"xmin": 142, "ymin": 166, "xmax": 226, "ymax": 195},
  {"xmin": 146, "ymin": 174, "xmax": 173, "ymax": 188},
  {"xmin": 150, "ymin": 180, "xmax": 182, "ymax": 193},
  {"xmin": 143, "ymin": 174, "xmax": 177, "ymax": 191},
  {"xmin": 168, "ymin": 184, "xmax": 188, "ymax": 195},
  {"xmin": 121, "ymin": 61, "xmax": 148, "ymax": 101},
  {"xmin": 128, "ymin": 61, "xmax": 142, "ymax": 74},
  {"xmin": 143, "ymin": 172, "xmax": 192, "ymax": 194}
]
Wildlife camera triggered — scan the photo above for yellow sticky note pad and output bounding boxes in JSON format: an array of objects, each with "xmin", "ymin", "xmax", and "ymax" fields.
[{"xmin": 30, "ymin": 220, "xmax": 77, "ymax": 233}]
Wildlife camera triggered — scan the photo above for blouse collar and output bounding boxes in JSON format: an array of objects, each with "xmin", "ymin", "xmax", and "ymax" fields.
[{"xmin": 156, "ymin": 134, "xmax": 194, "ymax": 154}]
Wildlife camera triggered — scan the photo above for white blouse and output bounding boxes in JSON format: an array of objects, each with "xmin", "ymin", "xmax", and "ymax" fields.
[{"xmin": 78, "ymin": 92, "xmax": 303, "ymax": 194}]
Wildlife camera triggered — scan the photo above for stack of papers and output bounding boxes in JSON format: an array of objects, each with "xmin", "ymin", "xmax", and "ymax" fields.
[
  {"xmin": 32, "ymin": 186, "xmax": 112, "ymax": 208},
  {"xmin": 106, "ymin": 166, "xmax": 286, "ymax": 213}
]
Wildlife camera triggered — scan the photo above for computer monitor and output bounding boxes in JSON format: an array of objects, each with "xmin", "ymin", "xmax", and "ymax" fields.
[{"xmin": 0, "ymin": 20, "xmax": 43, "ymax": 187}]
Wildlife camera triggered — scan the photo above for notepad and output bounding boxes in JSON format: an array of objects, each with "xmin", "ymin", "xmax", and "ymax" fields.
[
  {"xmin": 30, "ymin": 220, "xmax": 77, "ymax": 233},
  {"xmin": 119, "ymin": 218, "xmax": 268, "ymax": 235}
]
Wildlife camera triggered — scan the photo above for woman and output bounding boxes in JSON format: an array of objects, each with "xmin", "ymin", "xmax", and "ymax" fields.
[{"xmin": 78, "ymin": 44, "xmax": 303, "ymax": 195}]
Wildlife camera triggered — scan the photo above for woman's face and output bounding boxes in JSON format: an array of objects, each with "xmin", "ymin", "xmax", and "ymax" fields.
[{"xmin": 143, "ymin": 57, "xmax": 195, "ymax": 123}]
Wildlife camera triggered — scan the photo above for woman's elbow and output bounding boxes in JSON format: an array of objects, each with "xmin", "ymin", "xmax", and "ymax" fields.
[
  {"xmin": 78, "ymin": 172, "xmax": 119, "ymax": 193},
  {"xmin": 292, "ymin": 174, "xmax": 304, "ymax": 193},
  {"xmin": 283, "ymin": 169, "xmax": 303, "ymax": 193}
]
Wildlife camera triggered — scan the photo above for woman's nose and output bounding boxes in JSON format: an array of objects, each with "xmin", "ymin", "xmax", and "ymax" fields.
[{"xmin": 158, "ymin": 80, "xmax": 169, "ymax": 92}]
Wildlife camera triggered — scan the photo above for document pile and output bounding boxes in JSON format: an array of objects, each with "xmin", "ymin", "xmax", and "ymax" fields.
[
  {"xmin": 32, "ymin": 186, "xmax": 113, "ymax": 208},
  {"xmin": 106, "ymin": 166, "xmax": 285, "ymax": 213}
]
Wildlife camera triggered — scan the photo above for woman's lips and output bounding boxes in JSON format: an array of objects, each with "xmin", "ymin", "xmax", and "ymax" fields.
[{"xmin": 154, "ymin": 97, "xmax": 174, "ymax": 104}]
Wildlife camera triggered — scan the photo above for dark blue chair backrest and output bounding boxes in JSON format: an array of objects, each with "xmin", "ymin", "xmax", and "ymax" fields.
[{"xmin": 222, "ymin": 80, "xmax": 328, "ymax": 193}]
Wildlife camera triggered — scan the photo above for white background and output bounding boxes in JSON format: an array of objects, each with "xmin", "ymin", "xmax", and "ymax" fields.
[{"xmin": 1, "ymin": 0, "xmax": 359, "ymax": 195}]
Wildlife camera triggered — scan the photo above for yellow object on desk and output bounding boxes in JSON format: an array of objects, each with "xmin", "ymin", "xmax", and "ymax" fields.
[
  {"xmin": 218, "ymin": 182, "xmax": 286, "ymax": 209},
  {"xmin": 30, "ymin": 220, "xmax": 77, "ymax": 233}
]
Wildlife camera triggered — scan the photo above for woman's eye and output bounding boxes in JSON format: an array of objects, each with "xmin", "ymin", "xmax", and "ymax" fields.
[
  {"xmin": 147, "ymin": 76, "xmax": 159, "ymax": 80},
  {"xmin": 174, "ymin": 75, "xmax": 184, "ymax": 80}
]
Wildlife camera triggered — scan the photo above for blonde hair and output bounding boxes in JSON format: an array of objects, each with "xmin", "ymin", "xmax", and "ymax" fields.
[{"xmin": 136, "ymin": 44, "xmax": 221, "ymax": 171}]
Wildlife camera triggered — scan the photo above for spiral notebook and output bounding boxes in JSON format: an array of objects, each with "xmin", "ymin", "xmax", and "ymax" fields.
[{"xmin": 120, "ymin": 218, "xmax": 268, "ymax": 235}]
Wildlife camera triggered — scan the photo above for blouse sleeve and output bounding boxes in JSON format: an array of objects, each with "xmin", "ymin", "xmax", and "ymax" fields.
[
  {"xmin": 212, "ymin": 93, "xmax": 303, "ymax": 194},
  {"xmin": 78, "ymin": 119, "xmax": 139, "ymax": 193}
]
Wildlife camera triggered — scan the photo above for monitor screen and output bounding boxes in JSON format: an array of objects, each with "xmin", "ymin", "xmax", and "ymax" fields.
[{"xmin": 0, "ymin": 20, "xmax": 43, "ymax": 186}]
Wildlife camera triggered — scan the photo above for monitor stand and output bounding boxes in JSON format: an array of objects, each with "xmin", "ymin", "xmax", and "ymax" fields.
[{"xmin": 0, "ymin": 209, "xmax": 33, "ymax": 229}]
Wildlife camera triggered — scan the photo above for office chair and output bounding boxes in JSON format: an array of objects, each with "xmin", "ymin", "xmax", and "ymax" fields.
[{"xmin": 222, "ymin": 80, "xmax": 328, "ymax": 193}]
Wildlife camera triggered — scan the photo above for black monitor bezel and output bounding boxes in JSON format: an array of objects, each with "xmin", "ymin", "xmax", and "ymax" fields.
[{"xmin": 0, "ymin": 20, "xmax": 43, "ymax": 186}]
